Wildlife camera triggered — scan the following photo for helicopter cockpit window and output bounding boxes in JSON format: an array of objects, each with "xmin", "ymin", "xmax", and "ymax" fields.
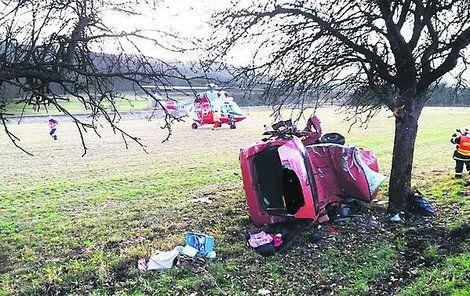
[
  {"xmin": 227, "ymin": 101, "xmax": 243, "ymax": 116},
  {"xmin": 221, "ymin": 102, "xmax": 231, "ymax": 116}
]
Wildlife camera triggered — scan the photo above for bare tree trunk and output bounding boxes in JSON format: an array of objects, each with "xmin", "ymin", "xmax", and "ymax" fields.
[{"xmin": 388, "ymin": 97, "xmax": 425, "ymax": 213}]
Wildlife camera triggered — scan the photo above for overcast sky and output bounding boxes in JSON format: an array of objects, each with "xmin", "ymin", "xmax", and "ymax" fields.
[
  {"xmin": 102, "ymin": 0, "xmax": 235, "ymax": 61},
  {"xmin": 100, "ymin": 0, "xmax": 468, "ymax": 82}
]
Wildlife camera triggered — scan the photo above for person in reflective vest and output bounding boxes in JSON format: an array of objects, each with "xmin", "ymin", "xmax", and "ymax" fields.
[{"xmin": 451, "ymin": 127, "xmax": 470, "ymax": 178}]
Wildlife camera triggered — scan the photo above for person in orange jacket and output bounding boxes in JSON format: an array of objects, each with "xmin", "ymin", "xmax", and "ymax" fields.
[{"xmin": 451, "ymin": 127, "xmax": 470, "ymax": 178}]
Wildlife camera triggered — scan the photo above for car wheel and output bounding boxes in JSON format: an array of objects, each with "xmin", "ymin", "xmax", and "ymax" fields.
[{"xmin": 320, "ymin": 132, "xmax": 345, "ymax": 145}]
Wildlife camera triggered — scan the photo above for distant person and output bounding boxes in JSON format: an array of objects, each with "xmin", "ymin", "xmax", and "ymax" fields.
[
  {"xmin": 48, "ymin": 116, "xmax": 58, "ymax": 140},
  {"xmin": 451, "ymin": 127, "xmax": 470, "ymax": 178},
  {"xmin": 212, "ymin": 99, "xmax": 221, "ymax": 129}
]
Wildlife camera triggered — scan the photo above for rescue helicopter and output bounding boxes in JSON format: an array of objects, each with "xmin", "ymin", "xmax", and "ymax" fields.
[{"xmin": 144, "ymin": 83, "xmax": 247, "ymax": 129}]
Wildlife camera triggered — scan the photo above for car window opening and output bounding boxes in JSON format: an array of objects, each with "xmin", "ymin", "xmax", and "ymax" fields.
[{"xmin": 253, "ymin": 148, "xmax": 305, "ymax": 216}]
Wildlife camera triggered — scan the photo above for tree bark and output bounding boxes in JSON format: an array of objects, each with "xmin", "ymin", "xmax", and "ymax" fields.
[{"xmin": 387, "ymin": 97, "xmax": 425, "ymax": 213}]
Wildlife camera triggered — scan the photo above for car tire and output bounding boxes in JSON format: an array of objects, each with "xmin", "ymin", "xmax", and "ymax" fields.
[{"xmin": 320, "ymin": 132, "xmax": 345, "ymax": 145}]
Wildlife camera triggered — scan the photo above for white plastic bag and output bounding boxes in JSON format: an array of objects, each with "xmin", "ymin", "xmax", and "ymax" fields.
[{"xmin": 147, "ymin": 249, "xmax": 179, "ymax": 271}]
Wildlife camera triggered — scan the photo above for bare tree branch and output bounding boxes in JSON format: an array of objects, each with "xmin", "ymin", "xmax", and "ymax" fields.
[{"xmin": 0, "ymin": 0, "xmax": 196, "ymax": 155}]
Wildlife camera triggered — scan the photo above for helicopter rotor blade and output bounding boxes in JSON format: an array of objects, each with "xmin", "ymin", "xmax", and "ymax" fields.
[{"xmin": 141, "ymin": 85, "xmax": 265, "ymax": 91}]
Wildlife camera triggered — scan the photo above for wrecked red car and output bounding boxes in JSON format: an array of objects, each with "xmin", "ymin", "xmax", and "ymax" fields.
[{"xmin": 240, "ymin": 117, "xmax": 386, "ymax": 226}]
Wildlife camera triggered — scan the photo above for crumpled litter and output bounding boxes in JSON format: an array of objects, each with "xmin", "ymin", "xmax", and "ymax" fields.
[
  {"xmin": 138, "ymin": 258, "xmax": 147, "ymax": 273},
  {"xmin": 138, "ymin": 232, "xmax": 216, "ymax": 273},
  {"xmin": 407, "ymin": 190, "xmax": 434, "ymax": 216},
  {"xmin": 248, "ymin": 231, "xmax": 273, "ymax": 248},
  {"xmin": 391, "ymin": 213, "xmax": 401, "ymax": 222},
  {"xmin": 358, "ymin": 218, "xmax": 378, "ymax": 229},
  {"xmin": 246, "ymin": 230, "xmax": 284, "ymax": 257},
  {"xmin": 177, "ymin": 254, "xmax": 207, "ymax": 274},
  {"xmin": 186, "ymin": 232, "xmax": 215, "ymax": 256},
  {"xmin": 147, "ymin": 248, "xmax": 180, "ymax": 271},
  {"xmin": 327, "ymin": 224, "xmax": 338, "ymax": 235},
  {"xmin": 258, "ymin": 288, "xmax": 271, "ymax": 295},
  {"xmin": 182, "ymin": 245, "xmax": 198, "ymax": 257}
]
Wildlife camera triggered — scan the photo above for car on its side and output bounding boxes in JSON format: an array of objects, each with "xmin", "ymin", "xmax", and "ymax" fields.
[{"xmin": 240, "ymin": 117, "xmax": 386, "ymax": 226}]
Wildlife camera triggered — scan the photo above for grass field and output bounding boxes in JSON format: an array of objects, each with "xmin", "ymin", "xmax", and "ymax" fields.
[
  {"xmin": 0, "ymin": 107, "xmax": 469, "ymax": 295},
  {"xmin": 3, "ymin": 96, "xmax": 151, "ymax": 116}
]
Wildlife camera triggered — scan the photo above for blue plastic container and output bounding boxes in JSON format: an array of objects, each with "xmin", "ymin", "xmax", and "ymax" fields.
[{"xmin": 185, "ymin": 232, "xmax": 215, "ymax": 256}]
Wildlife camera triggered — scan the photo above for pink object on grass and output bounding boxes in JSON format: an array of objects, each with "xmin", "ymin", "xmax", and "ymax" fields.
[
  {"xmin": 248, "ymin": 231, "xmax": 273, "ymax": 248},
  {"xmin": 270, "ymin": 234, "xmax": 283, "ymax": 247}
]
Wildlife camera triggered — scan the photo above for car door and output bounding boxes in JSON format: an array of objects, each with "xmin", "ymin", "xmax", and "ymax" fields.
[{"xmin": 277, "ymin": 137, "xmax": 318, "ymax": 220}]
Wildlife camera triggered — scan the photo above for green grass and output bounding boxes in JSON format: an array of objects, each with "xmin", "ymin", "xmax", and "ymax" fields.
[
  {"xmin": 0, "ymin": 107, "xmax": 469, "ymax": 295},
  {"xmin": 3, "ymin": 95, "xmax": 151, "ymax": 116},
  {"xmin": 395, "ymin": 174, "xmax": 470, "ymax": 296},
  {"xmin": 312, "ymin": 242, "xmax": 399, "ymax": 296},
  {"xmin": 400, "ymin": 253, "xmax": 470, "ymax": 296}
]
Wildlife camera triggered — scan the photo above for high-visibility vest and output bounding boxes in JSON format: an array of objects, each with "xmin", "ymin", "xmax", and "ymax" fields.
[{"xmin": 457, "ymin": 136, "xmax": 470, "ymax": 156}]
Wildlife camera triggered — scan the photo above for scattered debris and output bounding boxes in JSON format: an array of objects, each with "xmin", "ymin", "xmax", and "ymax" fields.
[
  {"xmin": 331, "ymin": 217, "xmax": 351, "ymax": 224},
  {"xmin": 246, "ymin": 231, "xmax": 276, "ymax": 257},
  {"xmin": 191, "ymin": 192, "xmax": 215, "ymax": 203},
  {"xmin": 245, "ymin": 227, "xmax": 301, "ymax": 257},
  {"xmin": 137, "ymin": 258, "xmax": 147, "ymax": 273},
  {"xmin": 327, "ymin": 224, "xmax": 338, "ymax": 235},
  {"xmin": 391, "ymin": 214, "xmax": 401, "ymax": 222},
  {"xmin": 271, "ymin": 234, "xmax": 283, "ymax": 247},
  {"xmin": 258, "ymin": 288, "xmax": 271, "ymax": 295},
  {"xmin": 407, "ymin": 190, "xmax": 434, "ymax": 216},
  {"xmin": 309, "ymin": 231, "xmax": 324, "ymax": 243},
  {"xmin": 318, "ymin": 214, "xmax": 330, "ymax": 223},
  {"xmin": 340, "ymin": 206, "xmax": 350, "ymax": 217},
  {"xmin": 177, "ymin": 255, "xmax": 207, "ymax": 274},
  {"xmin": 191, "ymin": 196, "xmax": 213, "ymax": 204},
  {"xmin": 147, "ymin": 249, "xmax": 179, "ymax": 271},
  {"xmin": 367, "ymin": 218, "xmax": 378, "ymax": 228},
  {"xmin": 206, "ymin": 250, "xmax": 216, "ymax": 258},
  {"xmin": 182, "ymin": 245, "xmax": 198, "ymax": 257},
  {"xmin": 254, "ymin": 243, "xmax": 276, "ymax": 257},
  {"xmin": 174, "ymin": 245, "xmax": 184, "ymax": 253},
  {"xmin": 248, "ymin": 231, "xmax": 273, "ymax": 248},
  {"xmin": 186, "ymin": 232, "xmax": 215, "ymax": 256},
  {"xmin": 359, "ymin": 218, "xmax": 378, "ymax": 229},
  {"xmin": 343, "ymin": 197, "xmax": 359, "ymax": 206},
  {"xmin": 138, "ymin": 232, "xmax": 216, "ymax": 273}
]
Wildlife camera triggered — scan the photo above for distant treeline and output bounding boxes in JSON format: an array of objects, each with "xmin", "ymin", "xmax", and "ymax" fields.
[
  {"xmin": 425, "ymin": 87, "xmax": 470, "ymax": 106},
  {"xmin": 2, "ymin": 78, "xmax": 469, "ymax": 108},
  {"xmin": 234, "ymin": 86, "xmax": 470, "ymax": 107}
]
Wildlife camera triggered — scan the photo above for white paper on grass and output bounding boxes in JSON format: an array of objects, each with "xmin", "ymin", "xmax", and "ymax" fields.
[
  {"xmin": 182, "ymin": 245, "xmax": 198, "ymax": 257},
  {"xmin": 147, "ymin": 249, "xmax": 179, "ymax": 270}
]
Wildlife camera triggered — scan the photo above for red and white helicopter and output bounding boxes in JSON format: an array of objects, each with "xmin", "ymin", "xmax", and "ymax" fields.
[{"xmin": 145, "ymin": 83, "xmax": 247, "ymax": 129}]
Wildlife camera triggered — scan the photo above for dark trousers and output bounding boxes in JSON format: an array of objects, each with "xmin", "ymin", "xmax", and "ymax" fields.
[{"xmin": 455, "ymin": 160, "xmax": 470, "ymax": 176}]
